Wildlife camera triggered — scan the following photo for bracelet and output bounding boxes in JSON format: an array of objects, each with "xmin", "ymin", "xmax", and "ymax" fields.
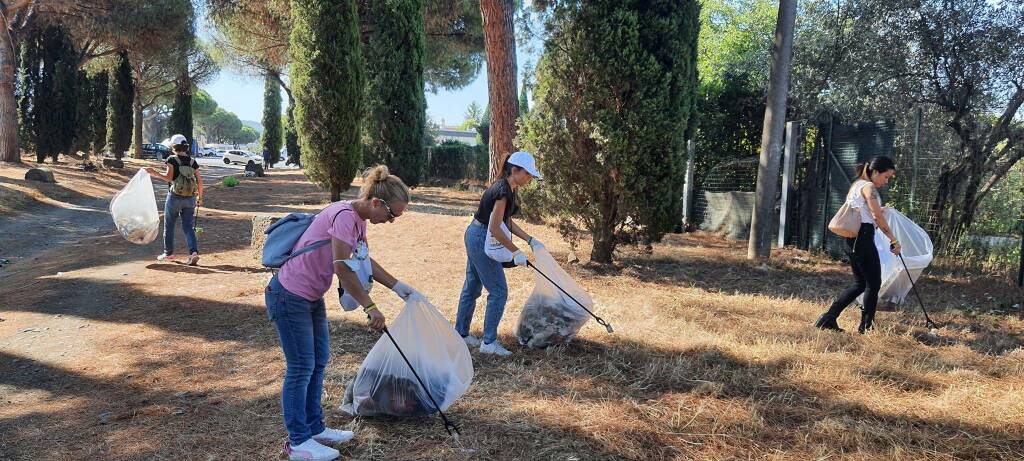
[{"xmin": 363, "ymin": 303, "xmax": 378, "ymax": 314}]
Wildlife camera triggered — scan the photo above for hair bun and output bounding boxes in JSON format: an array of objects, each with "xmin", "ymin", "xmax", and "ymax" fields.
[{"xmin": 365, "ymin": 165, "xmax": 390, "ymax": 183}]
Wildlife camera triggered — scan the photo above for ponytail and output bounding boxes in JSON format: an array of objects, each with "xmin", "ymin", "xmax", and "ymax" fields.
[{"xmin": 857, "ymin": 156, "xmax": 896, "ymax": 181}]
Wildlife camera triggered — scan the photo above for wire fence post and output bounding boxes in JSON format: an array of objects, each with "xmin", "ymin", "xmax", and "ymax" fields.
[
  {"xmin": 778, "ymin": 121, "xmax": 799, "ymax": 247},
  {"xmin": 681, "ymin": 139, "xmax": 696, "ymax": 229},
  {"xmin": 911, "ymin": 107, "xmax": 922, "ymax": 215}
]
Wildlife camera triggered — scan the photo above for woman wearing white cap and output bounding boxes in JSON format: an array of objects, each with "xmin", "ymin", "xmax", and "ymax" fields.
[
  {"xmin": 455, "ymin": 151, "xmax": 542, "ymax": 356},
  {"xmin": 145, "ymin": 134, "xmax": 203, "ymax": 266}
]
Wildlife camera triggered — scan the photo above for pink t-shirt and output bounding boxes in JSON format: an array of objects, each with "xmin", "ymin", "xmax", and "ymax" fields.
[{"xmin": 278, "ymin": 201, "xmax": 367, "ymax": 301}]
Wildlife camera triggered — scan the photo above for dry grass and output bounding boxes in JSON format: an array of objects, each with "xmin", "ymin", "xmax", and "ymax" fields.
[{"xmin": 1, "ymin": 170, "xmax": 1022, "ymax": 460}]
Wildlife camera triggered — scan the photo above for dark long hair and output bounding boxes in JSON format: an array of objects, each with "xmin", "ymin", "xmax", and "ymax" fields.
[{"xmin": 856, "ymin": 156, "xmax": 896, "ymax": 180}]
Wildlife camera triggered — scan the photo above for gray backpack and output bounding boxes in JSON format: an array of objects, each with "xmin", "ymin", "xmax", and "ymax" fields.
[{"xmin": 170, "ymin": 156, "xmax": 198, "ymax": 197}]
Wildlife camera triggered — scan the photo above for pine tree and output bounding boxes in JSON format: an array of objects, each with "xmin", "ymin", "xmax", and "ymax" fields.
[
  {"xmin": 107, "ymin": 52, "xmax": 134, "ymax": 160},
  {"xmin": 260, "ymin": 73, "xmax": 283, "ymax": 166},
  {"xmin": 290, "ymin": 0, "xmax": 365, "ymax": 200},
  {"xmin": 362, "ymin": 0, "xmax": 426, "ymax": 186}
]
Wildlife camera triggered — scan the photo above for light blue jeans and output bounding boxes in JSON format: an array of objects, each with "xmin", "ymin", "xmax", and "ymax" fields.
[
  {"xmin": 163, "ymin": 193, "xmax": 198, "ymax": 255},
  {"xmin": 455, "ymin": 221, "xmax": 509, "ymax": 344},
  {"xmin": 265, "ymin": 275, "xmax": 329, "ymax": 446}
]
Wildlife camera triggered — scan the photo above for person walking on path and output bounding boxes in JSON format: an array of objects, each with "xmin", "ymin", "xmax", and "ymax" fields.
[
  {"xmin": 265, "ymin": 165, "xmax": 425, "ymax": 461},
  {"xmin": 145, "ymin": 134, "xmax": 203, "ymax": 266},
  {"xmin": 815, "ymin": 156, "xmax": 901, "ymax": 334},
  {"xmin": 454, "ymin": 151, "xmax": 543, "ymax": 357}
]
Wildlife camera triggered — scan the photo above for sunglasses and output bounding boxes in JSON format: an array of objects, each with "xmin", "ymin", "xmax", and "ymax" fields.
[{"xmin": 379, "ymin": 198, "xmax": 397, "ymax": 221}]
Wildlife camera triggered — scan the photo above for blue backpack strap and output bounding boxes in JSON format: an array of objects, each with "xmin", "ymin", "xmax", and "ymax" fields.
[{"xmin": 281, "ymin": 205, "xmax": 355, "ymax": 266}]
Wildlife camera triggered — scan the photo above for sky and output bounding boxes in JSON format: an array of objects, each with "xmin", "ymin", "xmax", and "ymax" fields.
[{"xmin": 199, "ymin": 11, "xmax": 541, "ymax": 128}]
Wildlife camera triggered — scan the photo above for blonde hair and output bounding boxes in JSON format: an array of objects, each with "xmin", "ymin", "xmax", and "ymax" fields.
[{"xmin": 359, "ymin": 165, "xmax": 411, "ymax": 204}]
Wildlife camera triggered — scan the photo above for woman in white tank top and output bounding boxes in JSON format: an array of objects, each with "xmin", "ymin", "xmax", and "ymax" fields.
[{"xmin": 815, "ymin": 156, "xmax": 902, "ymax": 334}]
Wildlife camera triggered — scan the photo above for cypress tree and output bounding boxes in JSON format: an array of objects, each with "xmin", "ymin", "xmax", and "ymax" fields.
[
  {"xmin": 290, "ymin": 0, "xmax": 365, "ymax": 200},
  {"xmin": 518, "ymin": 0, "xmax": 700, "ymax": 263},
  {"xmin": 362, "ymin": 0, "xmax": 426, "ymax": 187},
  {"xmin": 169, "ymin": 69, "xmax": 194, "ymax": 146},
  {"xmin": 91, "ymin": 71, "xmax": 109, "ymax": 155},
  {"xmin": 284, "ymin": 104, "xmax": 301, "ymax": 166},
  {"xmin": 36, "ymin": 26, "xmax": 77, "ymax": 163},
  {"xmin": 476, "ymin": 103, "xmax": 490, "ymax": 147},
  {"xmin": 72, "ymin": 70, "xmax": 93, "ymax": 154},
  {"xmin": 260, "ymin": 73, "xmax": 283, "ymax": 165},
  {"xmin": 17, "ymin": 28, "xmax": 41, "ymax": 159},
  {"xmin": 519, "ymin": 79, "xmax": 529, "ymax": 116},
  {"xmin": 107, "ymin": 51, "xmax": 134, "ymax": 160}
]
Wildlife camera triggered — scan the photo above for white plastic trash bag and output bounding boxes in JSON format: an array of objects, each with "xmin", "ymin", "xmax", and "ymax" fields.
[
  {"xmin": 110, "ymin": 169, "xmax": 160, "ymax": 245},
  {"xmin": 485, "ymin": 222, "xmax": 513, "ymax": 263},
  {"xmin": 341, "ymin": 298, "xmax": 473, "ymax": 417},
  {"xmin": 516, "ymin": 247, "xmax": 593, "ymax": 348},
  {"xmin": 857, "ymin": 208, "xmax": 933, "ymax": 306}
]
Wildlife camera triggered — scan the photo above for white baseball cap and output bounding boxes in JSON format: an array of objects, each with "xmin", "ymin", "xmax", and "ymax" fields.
[
  {"xmin": 507, "ymin": 151, "xmax": 542, "ymax": 179},
  {"xmin": 169, "ymin": 134, "xmax": 188, "ymax": 146}
]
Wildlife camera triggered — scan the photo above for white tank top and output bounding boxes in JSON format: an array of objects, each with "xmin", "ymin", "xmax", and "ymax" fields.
[{"xmin": 846, "ymin": 179, "xmax": 880, "ymax": 224}]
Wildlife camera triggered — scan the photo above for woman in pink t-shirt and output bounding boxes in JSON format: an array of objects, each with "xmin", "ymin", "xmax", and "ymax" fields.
[{"xmin": 266, "ymin": 166, "xmax": 423, "ymax": 461}]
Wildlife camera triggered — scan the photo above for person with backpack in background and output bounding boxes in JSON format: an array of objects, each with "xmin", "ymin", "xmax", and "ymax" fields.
[
  {"xmin": 454, "ymin": 151, "xmax": 543, "ymax": 357},
  {"xmin": 815, "ymin": 156, "xmax": 901, "ymax": 334},
  {"xmin": 145, "ymin": 134, "xmax": 202, "ymax": 266},
  {"xmin": 265, "ymin": 165, "xmax": 425, "ymax": 461}
]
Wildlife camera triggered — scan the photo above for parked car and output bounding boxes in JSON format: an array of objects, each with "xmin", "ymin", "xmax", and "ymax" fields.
[
  {"xmin": 141, "ymin": 143, "xmax": 173, "ymax": 160},
  {"xmin": 222, "ymin": 149, "xmax": 263, "ymax": 166},
  {"xmin": 197, "ymin": 147, "xmax": 219, "ymax": 157}
]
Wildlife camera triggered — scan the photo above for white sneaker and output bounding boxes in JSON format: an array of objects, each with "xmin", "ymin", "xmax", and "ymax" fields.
[
  {"xmin": 186, "ymin": 252, "xmax": 200, "ymax": 266},
  {"xmin": 480, "ymin": 340, "xmax": 512, "ymax": 356},
  {"xmin": 462, "ymin": 334, "xmax": 480, "ymax": 347},
  {"xmin": 284, "ymin": 439, "xmax": 339, "ymax": 461},
  {"xmin": 156, "ymin": 253, "xmax": 175, "ymax": 262},
  {"xmin": 312, "ymin": 427, "xmax": 354, "ymax": 445}
]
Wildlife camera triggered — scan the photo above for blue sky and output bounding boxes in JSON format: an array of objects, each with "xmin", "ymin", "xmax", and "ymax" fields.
[{"xmin": 200, "ymin": 16, "xmax": 540, "ymax": 128}]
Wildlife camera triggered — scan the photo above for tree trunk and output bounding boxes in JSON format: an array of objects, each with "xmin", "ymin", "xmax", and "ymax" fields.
[
  {"xmin": 0, "ymin": 21, "xmax": 20, "ymax": 163},
  {"xmin": 330, "ymin": 182, "xmax": 341, "ymax": 202},
  {"xmin": 590, "ymin": 181, "xmax": 618, "ymax": 264},
  {"xmin": 748, "ymin": 0, "xmax": 797, "ymax": 261},
  {"xmin": 929, "ymin": 150, "xmax": 986, "ymax": 252},
  {"xmin": 479, "ymin": 0, "xmax": 518, "ymax": 183},
  {"xmin": 132, "ymin": 92, "xmax": 143, "ymax": 159}
]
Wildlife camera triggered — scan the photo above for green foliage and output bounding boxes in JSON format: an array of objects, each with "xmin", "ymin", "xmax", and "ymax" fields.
[
  {"xmin": 237, "ymin": 126, "xmax": 260, "ymax": 145},
  {"xmin": 291, "ymin": 0, "xmax": 365, "ymax": 198},
  {"xmin": 284, "ymin": 104, "xmax": 301, "ymax": 165},
  {"xmin": 17, "ymin": 28, "xmax": 42, "ymax": 156},
  {"xmin": 695, "ymin": 70, "xmax": 764, "ymax": 173},
  {"xmin": 476, "ymin": 103, "xmax": 491, "ymax": 147},
  {"xmin": 518, "ymin": 80, "xmax": 529, "ymax": 116},
  {"xmin": 34, "ymin": 26, "xmax": 78, "ymax": 163},
  {"xmin": 518, "ymin": 0, "xmax": 700, "ymax": 263},
  {"xmin": 72, "ymin": 71, "xmax": 94, "ymax": 154},
  {"xmin": 223, "ymin": 176, "xmax": 240, "ymax": 187},
  {"xmin": 169, "ymin": 69, "xmax": 194, "ymax": 145},
  {"xmin": 698, "ymin": 0, "xmax": 776, "ymax": 87},
  {"xmin": 261, "ymin": 74, "xmax": 283, "ymax": 164},
  {"xmin": 107, "ymin": 51, "xmax": 135, "ymax": 160},
  {"xmin": 192, "ymin": 90, "xmax": 217, "ymax": 118},
  {"xmin": 426, "ymin": 140, "xmax": 488, "ymax": 181},
  {"xmin": 90, "ymin": 72, "xmax": 109, "ymax": 155},
  {"xmin": 362, "ymin": 0, "xmax": 427, "ymax": 187}
]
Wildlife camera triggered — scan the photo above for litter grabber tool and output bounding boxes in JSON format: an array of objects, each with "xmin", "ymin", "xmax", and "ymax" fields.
[
  {"xmin": 371, "ymin": 317, "xmax": 462, "ymax": 437},
  {"xmin": 526, "ymin": 260, "xmax": 614, "ymax": 333},
  {"xmin": 896, "ymin": 251, "xmax": 939, "ymax": 330}
]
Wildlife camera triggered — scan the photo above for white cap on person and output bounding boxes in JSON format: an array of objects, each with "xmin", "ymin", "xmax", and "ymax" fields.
[
  {"xmin": 507, "ymin": 151, "xmax": 542, "ymax": 179},
  {"xmin": 169, "ymin": 134, "xmax": 188, "ymax": 147}
]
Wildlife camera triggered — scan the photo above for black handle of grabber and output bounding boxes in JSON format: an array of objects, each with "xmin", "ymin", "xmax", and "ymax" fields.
[
  {"xmin": 378, "ymin": 324, "xmax": 461, "ymax": 437},
  {"xmin": 897, "ymin": 252, "xmax": 939, "ymax": 329},
  {"xmin": 527, "ymin": 261, "xmax": 614, "ymax": 333}
]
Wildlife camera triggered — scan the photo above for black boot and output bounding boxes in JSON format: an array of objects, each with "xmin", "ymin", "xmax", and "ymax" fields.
[
  {"xmin": 814, "ymin": 312, "xmax": 844, "ymax": 332},
  {"xmin": 857, "ymin": 311, "xmax": 875, "ymax": 334}
]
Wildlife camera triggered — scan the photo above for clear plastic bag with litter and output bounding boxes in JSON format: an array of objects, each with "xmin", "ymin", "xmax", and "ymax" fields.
[
  {"xmin": 341, "ymin": 298, "xmax": 473, "ymax": 417},
  {"xmin": 857, "ymin": 208, "xmax": 934, "ymax": 306},
  {"xmin": 516, "ymin": 247, "xmax": 593, "ymax": 348},
  {"xmin": 109, "ymin": 169, "xmax": 159, "ymax": 245}
]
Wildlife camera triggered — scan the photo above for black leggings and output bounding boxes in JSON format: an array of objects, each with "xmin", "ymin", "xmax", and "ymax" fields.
[{"xmin": 825, "ymin": 223, "xmax": 881, "ymax": 320}]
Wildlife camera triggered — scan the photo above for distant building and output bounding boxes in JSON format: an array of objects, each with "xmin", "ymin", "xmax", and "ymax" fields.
[{"xmin": 433, "ymin": 126, "xmax": 479, "ymax": 146}]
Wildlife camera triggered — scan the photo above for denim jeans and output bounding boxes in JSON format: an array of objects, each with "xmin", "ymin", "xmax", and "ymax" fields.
[
  {"xmin": 163, "ymin": 193, "xmax": 198, "ymax": 255},
  {"xmin": 265, "ymin": 275, "xmax": 329, "ymax": 446},
  {"xmin": 455, "ymin": 221, "xmax": 509, "ymax": 344}
]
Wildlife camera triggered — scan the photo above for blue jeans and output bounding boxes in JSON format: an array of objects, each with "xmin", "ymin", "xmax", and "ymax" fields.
[
  {"xmin": 455, "ymin": 221, "xmax": 509, "ymax": 344},
  {"xmin": 265, "ymin": 275, "xmax": 329, "ymax": 446},
  {"xmin": 163, "ymin": 193, "xmax": 198, "ymax": 255}
]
